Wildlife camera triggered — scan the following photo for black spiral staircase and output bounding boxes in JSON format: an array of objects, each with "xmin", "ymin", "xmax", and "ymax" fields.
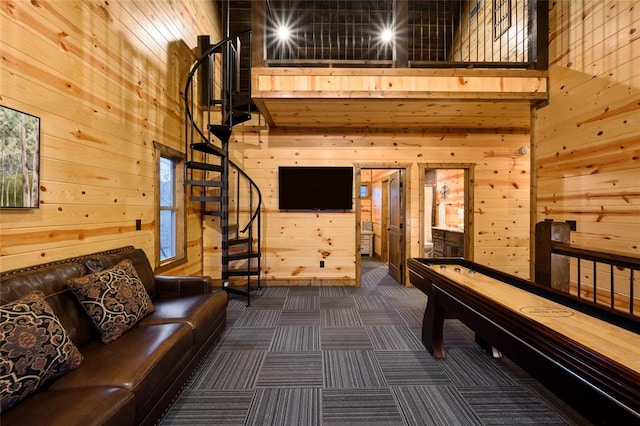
[{"xmin": 183, "ymin": 29, "xmax": 261, "ymax": 305}]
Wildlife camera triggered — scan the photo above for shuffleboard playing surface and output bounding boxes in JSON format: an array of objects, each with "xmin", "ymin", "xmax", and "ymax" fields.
[{"xmin": 424, "ymin": 262, "xmax": 640, "ymax": 375}]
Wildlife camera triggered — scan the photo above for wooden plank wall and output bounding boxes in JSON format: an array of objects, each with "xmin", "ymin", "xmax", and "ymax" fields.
[
  {"xmin": 217, "ymin": 128, "xmax": 531, "ymax": 284},
  {"xmin": 0, "ymin": 0, "xmax": 221, "ymax": 273},
  {"xmin": 451, "ymin": 0, "xmax": 528, "ymax": 63},
  {"xmin": 535, "ymin": 1, "xmax": 640, "ymax": 299},
  {"xmin": 435, "ymin": 169, "xmax": 465, "ymax": 229}
]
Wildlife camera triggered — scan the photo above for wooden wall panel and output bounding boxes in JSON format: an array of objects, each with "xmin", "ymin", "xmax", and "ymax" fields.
[
  {"xmin": 215, "ymin": 127, "xmax": 531, "ymax": 283},
  {"xmin": 451, "ymin": 0, "xmax": 529, "ymax": 63},
  {"xmin": 535, "ymin": 0, "xmax": 640, "ymax": 258},
  {"xmin": 1, "ymin": 0, "xmax": 221, "ymax": 273}
]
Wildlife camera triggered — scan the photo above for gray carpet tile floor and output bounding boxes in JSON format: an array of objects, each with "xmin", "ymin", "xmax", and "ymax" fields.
[{"xmin": 162, "ymin": 257, "xmax": 591, "ymax": 426}]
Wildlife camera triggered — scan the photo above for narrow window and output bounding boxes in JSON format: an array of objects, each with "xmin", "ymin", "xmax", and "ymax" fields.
[
  {"xmin": 159, "ymin": 156, "xmax": 177, "ymax": 261},
  {"xmin": 154, "ymin": 142, "xmax": 185, "ymax": 270}
]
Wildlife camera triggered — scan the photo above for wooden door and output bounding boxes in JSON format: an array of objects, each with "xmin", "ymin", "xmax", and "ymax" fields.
[
  {"xmin": 381, "ymin": 179, "xmax": 389, "ymax": 262},
  {"xmin": 388, "ymin": 170, "xmax": 403, "ymax": 284}
]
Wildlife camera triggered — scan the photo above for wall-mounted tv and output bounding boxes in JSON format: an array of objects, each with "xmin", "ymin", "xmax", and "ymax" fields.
[{"xmin": 278, "ymin": 166, "xmax": 353, "ymax": 211}]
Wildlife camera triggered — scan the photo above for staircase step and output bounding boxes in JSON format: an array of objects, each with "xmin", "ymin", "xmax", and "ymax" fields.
[
  {"xmin": 224, "ymin": 110, "xmax": 251, "ymax": 126},
  {"xmin": 186, "ymin": 161, "xmax": 223, "ymax": 172},
  {"xmin": 223, "ymin": 237, "xmax": 251, "ymax": 248},
  {"xmin": 190, "ymin": 196, "xmax": 222, "ymax": 203},
  {"xmin": 186, "ymin": 179, "xmax": 223, "ymax": 187},
  {"xmin": 208, "ymin": 124, "xmax": 233, "ymax": 142},
  {"xmin": 223, "ymin": 267, "xmax": 260, "ymax": 278},
  {"xmin": 233, "ymin": 94, "xmax": 260, "ymax": 112},
  {"xmin": 202, "ymin": 210, "xmax": 223, "ymax": 217},
  {"xmin": 224, "ymin": 252, "xmax": 260, "ymax": 262},
  {"xmin": 191, "ymin": 142, "xmax": 225, "ymax": 157}
]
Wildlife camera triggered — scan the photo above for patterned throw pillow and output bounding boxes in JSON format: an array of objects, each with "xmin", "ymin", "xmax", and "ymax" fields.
[
  {"xmin": 67, "ymin": 259, "xmax": 155, "ymax": 343},
  {"xmin": 0, "ymin": 291, "xmax": 84, "ymax": 411}
]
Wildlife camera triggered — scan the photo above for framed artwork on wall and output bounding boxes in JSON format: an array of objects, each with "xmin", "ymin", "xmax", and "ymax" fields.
[
  {"xmin": 0, "ymin": 105, "xmax": 40, "ymax": 208},
  {"xmin": 493, "ymin": 0, "xmax": 512, "ymax": 40}
]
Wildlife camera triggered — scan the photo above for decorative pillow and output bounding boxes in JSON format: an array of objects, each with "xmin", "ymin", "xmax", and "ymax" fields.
[
  {"xmin": 67, "ymin": 259, "xmax": 154, "ymax": 343},
  {"xmin": 0, "ymin": 291, "xmax": 84, "ymax": 412}
]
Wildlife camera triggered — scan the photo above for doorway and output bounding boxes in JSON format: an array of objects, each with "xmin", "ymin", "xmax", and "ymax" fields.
[
  {"xmin": 356, "ymin": 166, "xmax": 408, "ymax": 287},
  {"xmin": 420, "ymin": 165, "xmax": 474, "ymax": 260}
]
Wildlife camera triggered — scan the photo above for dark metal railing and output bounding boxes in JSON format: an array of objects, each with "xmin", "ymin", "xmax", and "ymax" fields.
[
  {"xmin": 535, "ymin": 221, "xmax": 639, "ymax": 317},
  {"xmin": 551, "ymin": 243, "xmax": 639, "ymax": 317},
  {"xmin": 261, "ymin": 0, "xmax": 547, "ymax": 69}
]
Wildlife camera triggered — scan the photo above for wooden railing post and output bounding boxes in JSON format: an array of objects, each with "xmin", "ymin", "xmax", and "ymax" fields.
[
  {"xmin": 535, "ymin": 220, "xmax": 570, "ymax": 291},
  {"xmin": 395, "ymin": 0, "xmax": 409, "ymax": 68},
  {"xmin": 529, "ymin": 0, "xmax": 549, "ymax": 70},
  {"xmin": 252, "ymin": 0, "xmax": 265, "ymax": 67}
]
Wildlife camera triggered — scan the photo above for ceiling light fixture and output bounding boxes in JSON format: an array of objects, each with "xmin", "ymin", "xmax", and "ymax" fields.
[
  {"xmin": 277, "ymin": 25, "xmax": 290, "ymax": 41},
  {"xmin": 381, "ymin": 28, "xmax": 394, "ymax": 43}
]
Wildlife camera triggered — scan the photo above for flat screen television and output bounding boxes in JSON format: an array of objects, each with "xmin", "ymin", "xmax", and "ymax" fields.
[{"xmin": 278, "ymin": 166, "xmax": 353, "ymax": 211}]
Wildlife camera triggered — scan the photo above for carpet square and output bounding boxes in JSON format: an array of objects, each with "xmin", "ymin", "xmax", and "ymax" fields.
[
  {"xmin": 260, "ymin": 287, "xmax": 289, "ymax": 297},
  {"xmin": 376, "ymin": 351, "xmax": 453, "ymax": 386},
  {"xmin": 319, "ymin": 296, "xmax": 357, "ymax": 308},
  {"xmin": 216, "ymin": 327, "xmax": 275, "ymax": 351},
  {"xmin": 161, "ymin": 390, "xmax": 254, "ymax": 425},
  {"xmin": 190, "ymin": 351, "xmax": 265, "ymax": 390},
  {"xmin": 319, "ymin": 287, "xmax": 350, "ymax": 296},
  {"xmin": 256, "ymin": 352, "xmax": 323, "ymax": 387},
  {"xmin": 320, "ymin": 327, "xmax": 374, "ymax": 350},
  {"xmin": 234, "ymin": 309, "xmax": 280, "ymax": 328},
  {"xmin": 283, "ymin": 295, "xmax": 319, "ymax": 310},
  {"xmin": 354, "ymin": 295, "xmax": 390, "ymax": 309},
  {"xmin": 440, "ymin": 347, "xmax": 518, "ymax": 387},
  {"xmin": 286, "ymin": 287, "xmax": 320, "ymax": 296},
  {"xmin": 358, "ymin": 309, "xmax": 406, "ymax": 325},
  {"xmin": 321, "ymin": 308, "xmax": 362, "ymax": 326},
  {"xmin": 278, "ymin": 310, "xmax": 321, "ymax": 326},
  {"xmin": 323, "ymin": 350, "xmax": 387, "ymax": 388},
  {"xmin": 323, "ymin": 388, "xmax": 404, "ymax": 425},
  {"xmin": 245, "ymin": 387, "xmax": 321, "ymax": 426},
  {"xmin": 395, "ymin": 307, "xmax": 424, "ymax": 327},
  {"xmin": 392, "ymin": 385, "xmax": 482, "ymax": 426},
  {"xmin": 367, "ymin": 325, "xmax": 425, "ymax": 351},
  {"xmin": 457, "ymin": 386, "xmax": 567, "ymax": 424},
  {"xmin": 270, "ymin": 326, "xmax": 320, "ymax": 351},
  {"xmin": 249, "ymin": 296, "xmax": 286, "ymax": 309}
]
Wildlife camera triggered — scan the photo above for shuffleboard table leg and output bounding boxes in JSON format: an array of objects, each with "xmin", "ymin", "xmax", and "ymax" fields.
[{"xmin": 422, "ymin": 293, "xmax": 446, "ymax": 359}]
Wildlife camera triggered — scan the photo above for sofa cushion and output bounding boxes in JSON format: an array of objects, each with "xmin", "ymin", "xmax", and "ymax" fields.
[
  {"xmin": 82, "ymin": 248, "xmax": 157, "ymax": 299},
  {"xmin": 0, "ymin": 263, "xmax": 96, "ymax": 346},
  {"xmin": 67, "ymin": 259, "xmax": 155, "ymax": 343},
  {"xmin": 139, "ymin": 290, "xmax": 227, "ymax": 344},
  {"xmin": 0, "ymin": 292, "xmax": 84, "ymax": 411},
  {"xmin": 0, "ymin": 387, "xmax": 135, "ymax": 426},
  {"xmin": 49, "ymin": 322, "xmax": 193, "ymax": 421}
]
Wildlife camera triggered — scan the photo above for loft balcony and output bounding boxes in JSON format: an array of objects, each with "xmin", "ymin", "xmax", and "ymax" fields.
[{"xmin": 229, "ymin": 0, "xmax": 549, "ymax": 131}]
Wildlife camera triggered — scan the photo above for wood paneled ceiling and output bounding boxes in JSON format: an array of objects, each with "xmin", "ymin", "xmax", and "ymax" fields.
[{"xmin": 251, "ymin": 67, "xmax": 548, "ymax": 132}]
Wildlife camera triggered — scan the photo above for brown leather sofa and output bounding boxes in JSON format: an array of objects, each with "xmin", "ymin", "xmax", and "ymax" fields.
[{"xmin": 0, "ymin": 246, "xmax": 227, "ymax": 426}]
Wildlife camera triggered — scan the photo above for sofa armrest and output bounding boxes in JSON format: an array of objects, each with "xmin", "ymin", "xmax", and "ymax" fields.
[{"xmin": 154, "ymin": 275, "xmax": 215, "ymax": 299}]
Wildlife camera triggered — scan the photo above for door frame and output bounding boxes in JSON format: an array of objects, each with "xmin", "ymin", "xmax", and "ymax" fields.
[
  {"xmin": 355, "ymin": 163, "xmax": 411, "ymax": 287},
  {"xmin": 418, "ymin": 163, "xmax": 475, "ymax": 260}
]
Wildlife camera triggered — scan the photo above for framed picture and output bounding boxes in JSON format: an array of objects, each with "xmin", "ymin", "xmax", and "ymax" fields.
[
  {"xmin": 493, "ymin": 0, "xmax": 512, "ymax": 40},
  {"xmin": 0, "ymin": 105, "xmax": 40, "ymax": 208}
]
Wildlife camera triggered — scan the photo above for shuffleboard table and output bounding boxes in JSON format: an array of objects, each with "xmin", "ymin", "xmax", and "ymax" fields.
[{"xmin": 407, "ymin": 257, "xmax": 640, "ymax": 425}]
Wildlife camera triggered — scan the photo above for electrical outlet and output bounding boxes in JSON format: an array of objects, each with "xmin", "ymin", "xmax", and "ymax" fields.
[
  {"xmin": 565, "ymin": 220, "xmax": 577, "ymax": 231},
  {"xmin": 136, "ymin": 219, "xmax": 142, "ymax": 231},
  {"xmin": 320, "ymin": 261, "xmax": 325, "ymax": 268}
]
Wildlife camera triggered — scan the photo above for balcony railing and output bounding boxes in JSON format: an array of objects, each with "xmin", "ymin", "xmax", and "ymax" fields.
[{"xmin": 257, "ymin": 0, "xmax": 548, "ymax": 69}]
